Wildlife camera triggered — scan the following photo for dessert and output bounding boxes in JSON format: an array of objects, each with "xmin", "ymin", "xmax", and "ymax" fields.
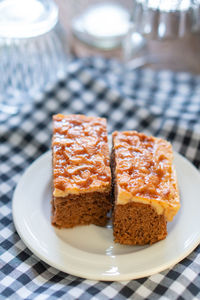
[
  {"xmin": 52, "ymin": 114, "xmax": 111, "ymax": 228},
  {"xmin": 112, "ymin": 131, "xmax": 180, "ymax": 245}
]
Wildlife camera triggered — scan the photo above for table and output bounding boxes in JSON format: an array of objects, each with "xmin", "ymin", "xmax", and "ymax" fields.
[{"xmin": 0, "ymin": 57, "xmax": 200, "ymax": 299}]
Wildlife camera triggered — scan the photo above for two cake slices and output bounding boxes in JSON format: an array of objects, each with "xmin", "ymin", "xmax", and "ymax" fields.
[{"xmin": 52, "ymin": 114, "xmax": 180, "ymax": 245}]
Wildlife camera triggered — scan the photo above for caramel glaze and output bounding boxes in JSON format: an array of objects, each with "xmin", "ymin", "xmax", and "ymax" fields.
[
  {"xmin": 52, "ymin": 114, "xmax": 111, "ymax": 195},
  {"xmin": 113, "ymin": 131, "xmax": 179, "ymax": 206}
]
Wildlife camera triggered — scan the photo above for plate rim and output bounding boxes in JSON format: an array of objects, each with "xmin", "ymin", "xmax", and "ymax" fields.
[{"xmin": 12, "ymin": 151, "xmax": 200, "ymax": 281}]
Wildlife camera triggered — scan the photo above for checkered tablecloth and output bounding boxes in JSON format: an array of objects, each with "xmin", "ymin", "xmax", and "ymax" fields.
[{"xmin": 0, "ymin": 57, "xmax": 200, "ymax": 299}]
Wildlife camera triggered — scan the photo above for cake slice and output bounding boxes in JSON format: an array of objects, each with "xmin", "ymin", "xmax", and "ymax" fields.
[
  {"xmin": 52, "ymin": 114, "xmax": 111, "ymax": 228},
  {"xmin": 112, "ymin": 131, "xmax": 180, "ymax": 245}
]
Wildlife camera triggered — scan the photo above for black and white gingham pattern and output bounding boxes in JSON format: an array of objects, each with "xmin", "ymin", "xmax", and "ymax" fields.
[{"xmin": 0, "ymin": 57, "xmax": 200, "ymax": 299}]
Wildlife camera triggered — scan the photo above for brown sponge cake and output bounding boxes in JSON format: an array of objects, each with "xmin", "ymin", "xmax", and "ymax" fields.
[
  {"xmin": 112, "ymin": 131, "xmax": 180, "ymax": 245},
  {"xmin": 52, "ymin": 114, "xmax": 111, "ymax": 228}
]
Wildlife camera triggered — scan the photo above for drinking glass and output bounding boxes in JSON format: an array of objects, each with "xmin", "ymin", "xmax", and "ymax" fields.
[
  {"xmin": 0, "ymin": 0, "xmax": 69, "ymax": 114},
  {"xmin": 123, "ymin": 0, "xmax": 200, "ymax": 72}
]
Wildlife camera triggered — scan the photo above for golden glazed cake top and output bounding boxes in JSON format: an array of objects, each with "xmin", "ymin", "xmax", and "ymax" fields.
[
  {"xmin": 52, "ymin": 114, "xmax": 111, "ymax": 197},
  {"xmin": 113, "ymin": 131, "xmax": 180, "ymax": 221}
]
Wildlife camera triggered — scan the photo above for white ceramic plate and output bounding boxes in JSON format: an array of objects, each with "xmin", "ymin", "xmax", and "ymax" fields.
[{"xmin": 12, "ymin": 151, "xmax": 200, "ymax": 281}]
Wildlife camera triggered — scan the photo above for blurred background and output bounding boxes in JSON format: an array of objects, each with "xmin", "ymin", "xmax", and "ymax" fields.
[
  {"xmin": 0, "ymin": 0, "xmax": 200, "ymax": 113},
  {"xmin": 55, "ymin": 0, "xmax": 200, "ymax": 73}
]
